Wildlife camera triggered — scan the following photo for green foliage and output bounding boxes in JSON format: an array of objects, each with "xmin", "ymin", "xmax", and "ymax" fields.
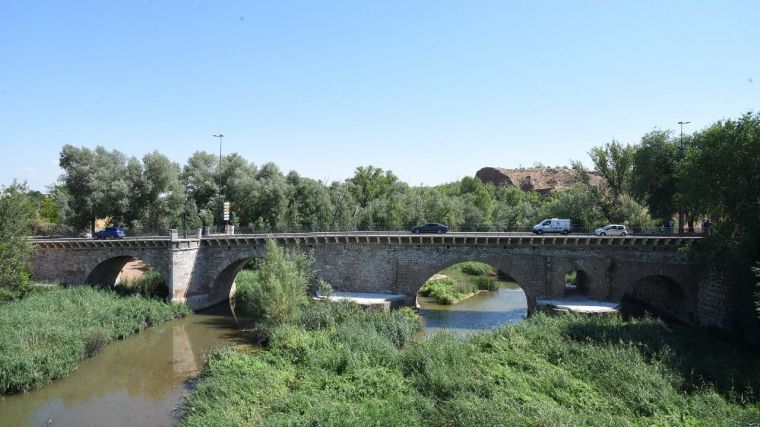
[
  {"xmin": 565, "ymin": 270, "xmax": 577, "ymax": 285},
  {"xmin": 541, "ymin": 183, "xmax": 606, "ymax": 229},
  {"xmin": 418, "ymin": 277, "xmax": 469, "ymax": 305},
  {"xmin": 474, "ymin": 275, "xmax": 498, "ymax": 291},
  {"xmin": 233, "ymin": 239, "xmax": 313, "ymax": 325},
  {"xmin": 348, "ymin": 165, "xmax": 403, "ymax": 207},
  {"xmin": 0, "ymin": 182, "xmax": 35, "ymax": 301},
  {"xmin": 589, "ymin": 139, "xmax": 635, "ymax": 197},
  {"xmin": 630, "ymin": 130, "xmax": 680, "ymax": 219},
  {"xmin": 457, "ymin": 261, "xmax": 494, "ymax": 276},
  {"xmin": 0, "ymin": 286, "xmax": 190, "ymax": 394},
  {"xmin": 59, "ymin": 145, "xmax": 132, "ymax": 232},
  {"xmin": 117, "ymin": 270, "xmax": 168, "ymax": 299},
  {"xmin": 178, "ymin": 313, "xmax": 760, "ymax": 426}
]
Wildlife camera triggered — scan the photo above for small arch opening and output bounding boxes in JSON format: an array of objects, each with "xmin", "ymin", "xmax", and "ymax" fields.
[
  {"xmin": 563, "ymin": 269, "xmax": 590, "ymax": 299},
  {"xmin": 86, "ymin": 256, "xmax": 169, "ymax": 299},
  {"xmin": 416, "ymin": 261, "xmax": 528, "ymax": 335}
]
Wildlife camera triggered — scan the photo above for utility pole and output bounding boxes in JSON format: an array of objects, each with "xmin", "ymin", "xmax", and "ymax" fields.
[
  {"xmin": 677, "ymin": 121, "xmax": 690, "ymax": 235},
  {"xmin": 213, "ymin": 134, "xmax": 224, "ymax": 234}
]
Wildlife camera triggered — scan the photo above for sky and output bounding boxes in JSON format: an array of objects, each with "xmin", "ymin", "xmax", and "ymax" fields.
[{"xmin": 1, "ymin": 1, "xmax": 759, "ymax": 191}]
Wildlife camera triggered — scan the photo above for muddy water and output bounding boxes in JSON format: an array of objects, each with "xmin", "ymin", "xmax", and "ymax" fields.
[
  {"xmin": 0, "ymin": 304, "xmax": 250, "ymax": 427},
  {"xmin": 418, "ymin": 282, "xmax": 528, "ymax": 336}
]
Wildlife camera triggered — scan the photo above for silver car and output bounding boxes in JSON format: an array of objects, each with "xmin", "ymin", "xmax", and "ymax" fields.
[{"xmin": 594, "ymin": 224, "xmax": 629, "ymax": 236}]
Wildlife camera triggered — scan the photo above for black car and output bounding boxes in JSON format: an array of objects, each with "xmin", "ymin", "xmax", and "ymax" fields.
[{"xmin": 411, "ymin": 223, "xmax": 448, "ymax": 234}]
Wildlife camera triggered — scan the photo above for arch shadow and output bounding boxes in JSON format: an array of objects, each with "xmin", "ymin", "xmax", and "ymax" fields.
[{"xmin": 621, "ymin": 275, "xmax": 691, "ymax": 322}]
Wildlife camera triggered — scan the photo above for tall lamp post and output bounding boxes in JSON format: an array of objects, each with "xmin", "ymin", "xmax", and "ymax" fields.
[
  {"xmin": 677, "ymin": 121, "xmax": 690, "ymax": 235},
  {"xmin": 213, "ymin": 133, "xmax": 224, "ymax": 234}
]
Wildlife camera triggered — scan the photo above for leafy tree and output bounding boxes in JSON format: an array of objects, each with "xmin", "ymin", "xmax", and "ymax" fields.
[
  {"xmin": 285, "ymin": 172, "xmax": 333, "ymax": 231},
  {"xmin": 348, "ymin": 165, "xmax": 403, "ymax": 207},
  {"xmin": 0, "ymin": 182, "xmax": 35, "ymax": 300},
  {"xmin": 181, "ymin": 151, "xmax": 219, "ymax": 214},
  {"xmin": 589, "ymin": 140, "xmax": 635, "ymax": 197},
  {"xmin": 630, "ymin": 131, "xmax": 680, "ymax": 220},
  {"xmin": 683, "ymin": 113, "xmax": 760, "ymax": 241},
  {"xmin": 58, "ymin": 145, "xmax": 131, "ymax": 233},
  {"xmin": 542, "ymin": 183, "xmax": 605, "ymax": 230}
]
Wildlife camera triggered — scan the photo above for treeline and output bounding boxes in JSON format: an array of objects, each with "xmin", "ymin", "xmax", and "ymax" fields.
[
  {"xmin": 42, "ymin": 151, "xmax": 656, "ymax": 236},
  {"xmin": 38, "ymin": 114, "xmax": 758, "ymax": 239}
]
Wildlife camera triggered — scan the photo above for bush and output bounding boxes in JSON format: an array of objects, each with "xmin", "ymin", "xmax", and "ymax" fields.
[
  {"xmin": 0, "ymin": 182, "xmax": 35, "ymax": 301},
  {"xmin": 233, "ymin": 239, "xmax": 313, "ymax": 325},
  {"xmin": 419, "ymin": 277, "xmax": 471, "ymax": 304},
  {"xmin": 475, "ymin": 275, "xmax": 498, "ymax": 291},
  {"xmin": 118, "ymin": 270, "xmax": 168, "ymax": 298},
  {"xmin": 457, "ymin": 261, "xmax": 494, "ymax": 276},
  {"xmin": 179, "ymin": 312, "xmax": 760, "ymax": 426}
]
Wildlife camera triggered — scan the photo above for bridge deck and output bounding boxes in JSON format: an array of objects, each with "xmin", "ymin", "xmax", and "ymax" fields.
[{"xmin": 31, "ymin": 232, "xmax": 699, "ymax": 252}]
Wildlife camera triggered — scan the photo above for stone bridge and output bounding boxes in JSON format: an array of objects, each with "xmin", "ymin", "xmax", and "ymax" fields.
[{"xmin": 31, "ymin": 232, "xmax": 713, "ymax": 325}]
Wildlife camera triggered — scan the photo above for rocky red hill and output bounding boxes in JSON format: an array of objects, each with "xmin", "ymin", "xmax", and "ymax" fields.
[{"xmin": 475, "ymin": 167, "xmax": 601, "ymax": 195}]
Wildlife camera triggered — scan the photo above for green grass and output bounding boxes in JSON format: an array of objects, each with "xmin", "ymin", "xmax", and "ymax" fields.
[
  {"xmin": 178, "ymin": 310, "xmax": 760, "ymax": 426},
  {"xmin": 0, "ymin": 285, "xmax": 190, "ymax": 394},
  {"xmin": 116, "ymin": 270, "xmax": 169, "ymax": 298}
]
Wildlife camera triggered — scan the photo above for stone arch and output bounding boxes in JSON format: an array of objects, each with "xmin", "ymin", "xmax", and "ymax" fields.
[
  {"xmin": 85, "ymin": 255, "xmax": 170, "ymax": 293},
  {"xmin": 563, "ymin": 268, "xmax": 591, "ymax": 298},
  {"xmin": 208, "ymin": 257, "xmax": 258, "ymax": 305},
  {"xmin": 408, "ymin": 256, "xmax": 538, "ymax": 313},
  {"xmin": 621, "ymin": 274, "xmax": 693, "ymax": 322}
]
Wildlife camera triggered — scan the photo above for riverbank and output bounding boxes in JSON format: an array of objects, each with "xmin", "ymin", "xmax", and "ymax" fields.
[
  {"xmin": 177, "ymin": 306, "xmax": 760, "ymax": 425},
  {"xmin": 0, "ymin": 286, "xmax": 190, "ymax": 394}
]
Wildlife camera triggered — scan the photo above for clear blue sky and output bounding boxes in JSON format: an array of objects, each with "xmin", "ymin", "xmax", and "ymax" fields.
[{"xmin": 2, "ymin": 1, "xmax": 758, "ymax": 191}]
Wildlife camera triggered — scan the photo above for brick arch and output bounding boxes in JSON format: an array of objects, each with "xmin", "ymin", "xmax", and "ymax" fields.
[{"xmin": 85, "ymin": 253, "xmax": 170, "ymax": 289}]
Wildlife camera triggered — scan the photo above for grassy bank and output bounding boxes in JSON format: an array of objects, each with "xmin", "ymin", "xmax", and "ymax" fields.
[
  {"xmin": 0, "ymin": 286, "xmax": 190, "ymax": 394},
  {"xmin": 419, "ymin": 262, "xmax": 504, "ymax": 304},
  {"xmin": 178, "ymin": 308, "xmax": 760, "ymax": 426}
]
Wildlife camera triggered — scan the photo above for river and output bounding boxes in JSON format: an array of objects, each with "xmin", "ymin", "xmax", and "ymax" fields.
[{"xmin": 0, "ymin": 286, "xmax": 527, "ymax": 426}]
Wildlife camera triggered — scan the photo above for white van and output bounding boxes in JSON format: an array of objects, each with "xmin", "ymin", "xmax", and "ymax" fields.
[{"xmin": 532, "ymin": 218, "xmax": 571, "ymax": 235}]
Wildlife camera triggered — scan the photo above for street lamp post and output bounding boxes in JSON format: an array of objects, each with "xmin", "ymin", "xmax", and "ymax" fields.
[
  {"xmin": 213, "ymin": 134, "xmax": 224, "ymax": 234},
  {"xmin": 677, "ymin": 121, "xmax": 690, "ymax": 235}
]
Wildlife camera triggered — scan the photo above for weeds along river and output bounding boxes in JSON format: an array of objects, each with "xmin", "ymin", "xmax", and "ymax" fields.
[{"xmin": 0, "ymin": 286, "xmax": 528, "ymax": 427}]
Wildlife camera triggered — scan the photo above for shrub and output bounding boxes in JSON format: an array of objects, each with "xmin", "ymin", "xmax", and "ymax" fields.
[
  {"xmin": 457, "ymin": 261, "xmax": 494, "ymax": 276},
  {"xmin": 118, "ymin": 270, "xmax": 168, "ymax": 298},
  {"xmin": 419, "ymin": 277, "xmax": 470, "ymax": 305},
  {"xmin": 83, "ymin": 328, "xmax": 108, "ymax": 357},
  {"xmin": 475, "ymin": 275, "xmax": 498, "ymax": 291},
  {"xmin": 0, "ymin": 182, "xmax": 35, "ymax": 301},
  {"xmin": 233, "ymin": 239, "xmax": 313, "ymax": 325}
]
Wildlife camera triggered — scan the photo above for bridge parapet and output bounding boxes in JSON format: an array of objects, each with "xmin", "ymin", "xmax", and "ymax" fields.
[{"xmin": 200, "ymin": 233, "xmax": 699, "ymax": 252}]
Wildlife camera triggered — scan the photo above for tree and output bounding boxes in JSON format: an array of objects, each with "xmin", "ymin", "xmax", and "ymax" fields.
[
  {"xmin": 0, "ymin": 182, "xmax": 35, "ymax": 300},
  {"xmin": 683, "ymin": 113, "xmax": 760, "ymax": 241},
  {"xmin": 135, "ymin": 151, "xmax": 184, "ymax": 230},
  {"xmin": 589, "ymin": 140, "xmax": 635, "ymax": 197},
  {"xmin": 348, "ymin": 165, "xmax": 403, "ymax": 207},
  {"xmin": 58, "ymin": 145, "xmax": 131, "ymax": 233},
  {"xmin": 630, "ymin": 131, "xmax": 680, "ymax": 220}
]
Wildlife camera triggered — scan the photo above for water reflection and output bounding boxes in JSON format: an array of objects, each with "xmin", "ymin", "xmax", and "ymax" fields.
[
  {"xmin": 418, "ymin": 285, "xmax": 528, "ymax": 337},
  {"xmin": 0, "ymin": 303, "xmax": 249, "ymax": 427}
]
